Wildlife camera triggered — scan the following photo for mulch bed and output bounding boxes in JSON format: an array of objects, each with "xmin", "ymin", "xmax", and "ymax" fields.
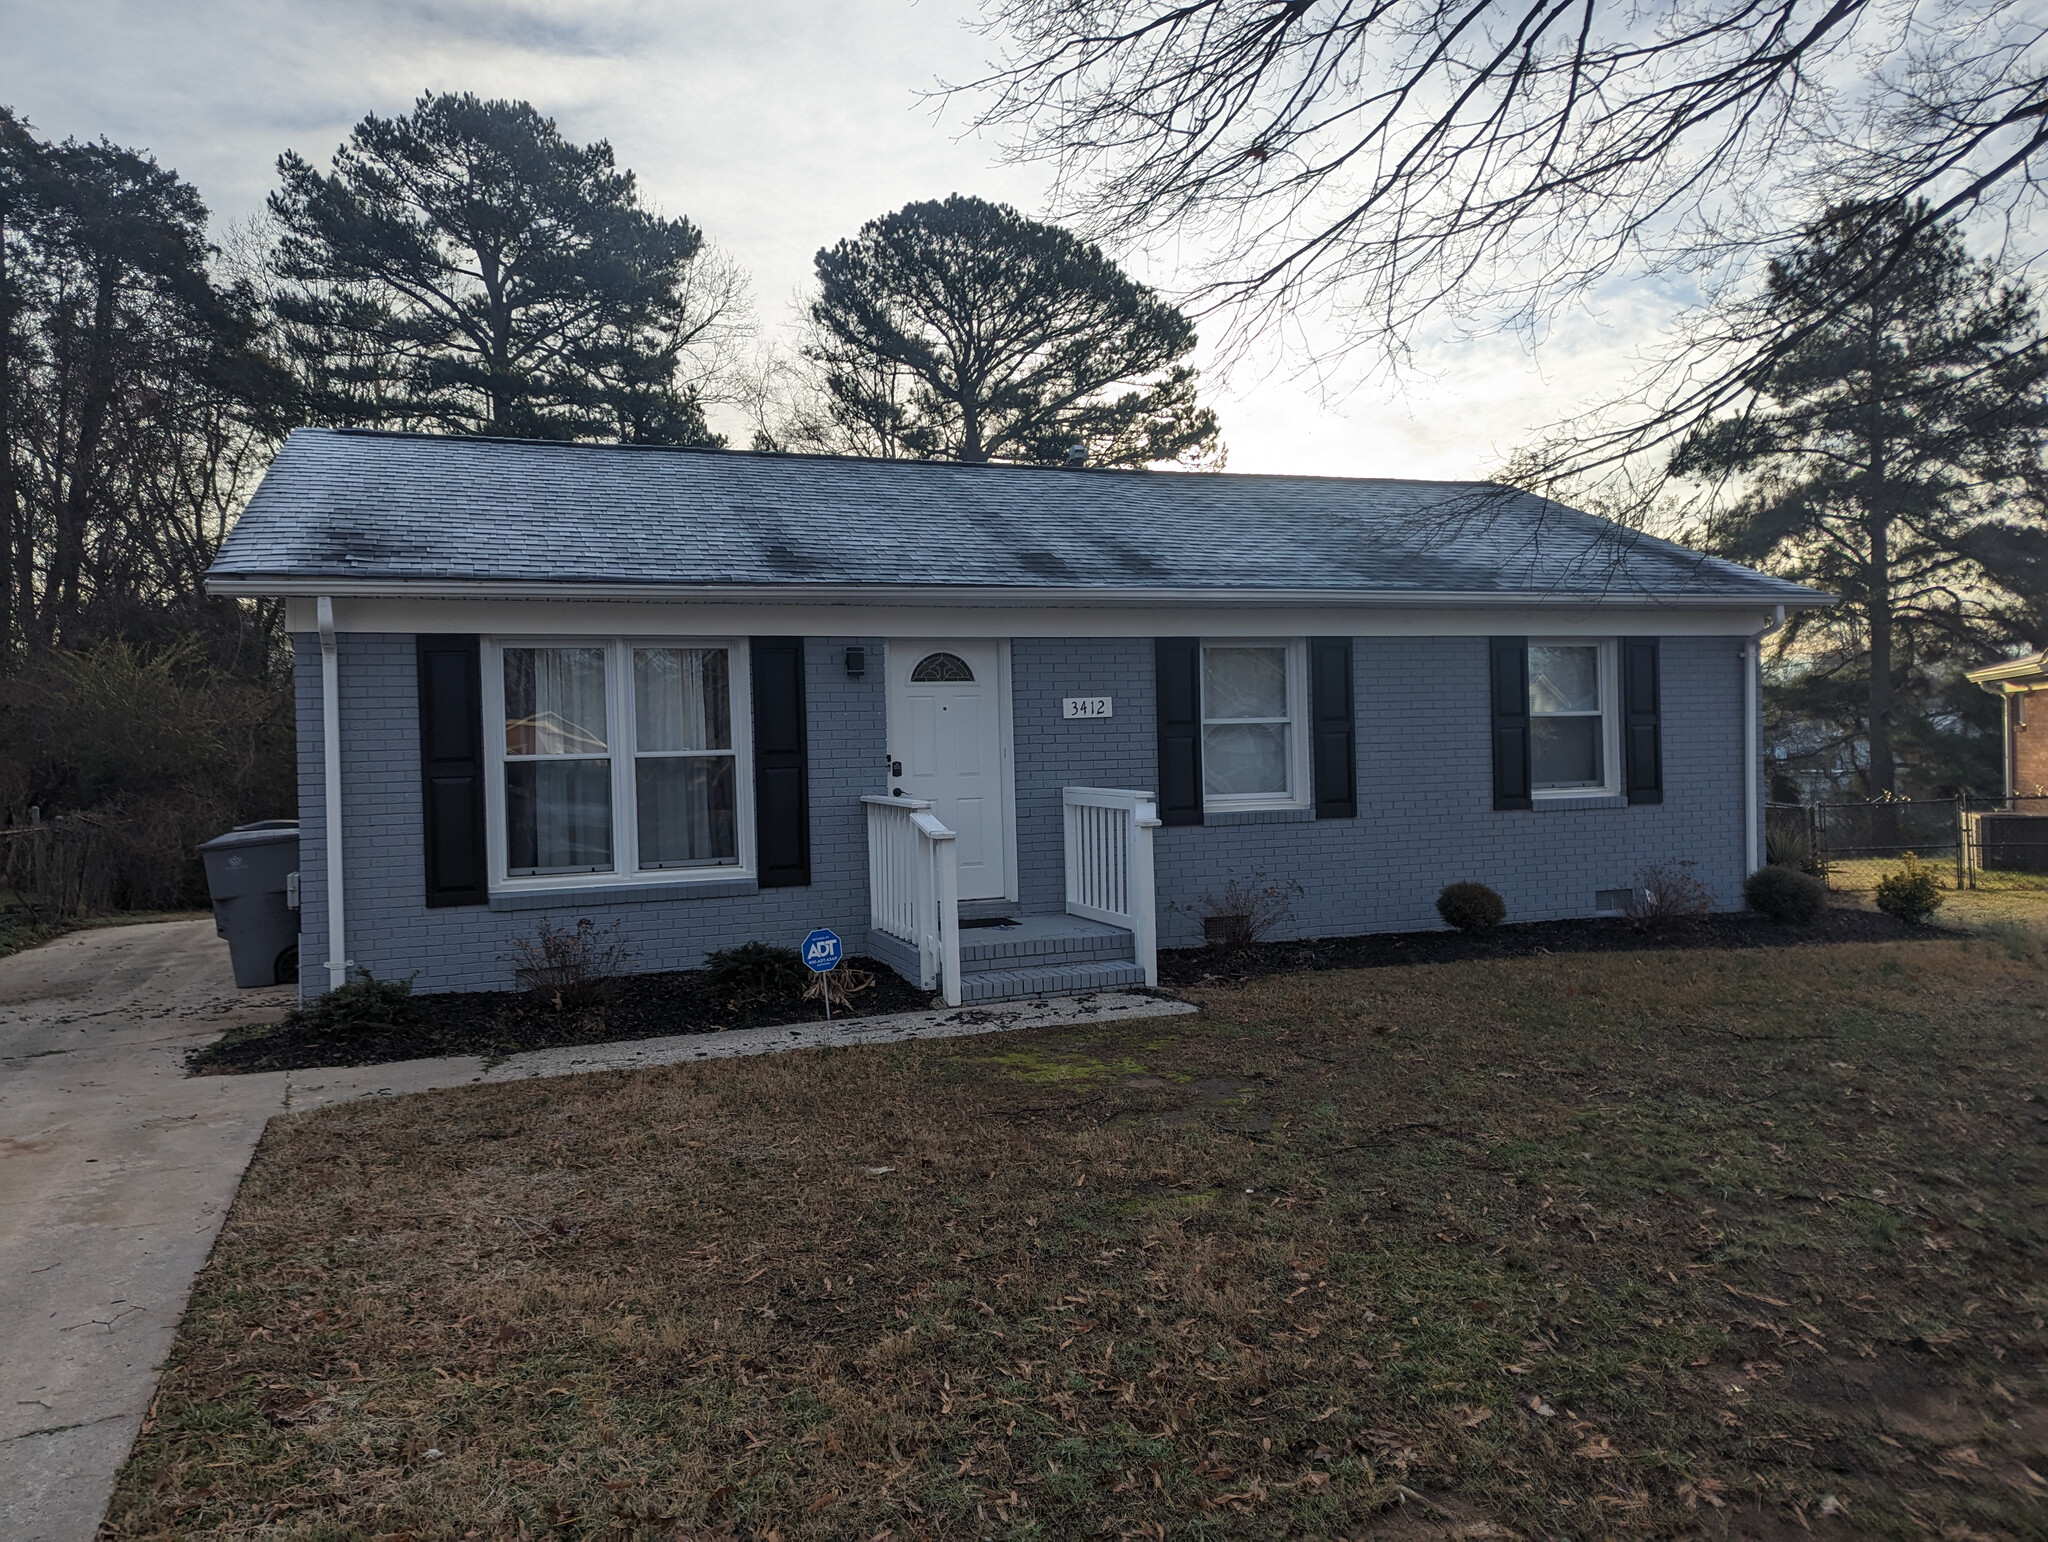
[
  {"xmin": 198, "ymin": 908, "xmax": 1929, "ymax": 1076},
  {"xmin": 188, "ymin": 956, "xmax": 934, "ymax": 1076},
  {"xmin": 1158, "ymin": 901, "xmax": 1930, "ymax": 986}
]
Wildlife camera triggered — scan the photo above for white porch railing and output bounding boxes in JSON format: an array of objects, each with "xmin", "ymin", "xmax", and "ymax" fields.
[
  {"xmin": 862, "ymin": 795, "xmax": 962, "ymax": 1007},
  {"xmin": 1062, "ymin": 787, "xmax": 1161, "ymax": 988}
]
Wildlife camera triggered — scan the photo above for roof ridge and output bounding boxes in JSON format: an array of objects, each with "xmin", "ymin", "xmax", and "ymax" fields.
[{"xmin": 299, "ymin": 425, "xmax": 1512, "ymax": 493}]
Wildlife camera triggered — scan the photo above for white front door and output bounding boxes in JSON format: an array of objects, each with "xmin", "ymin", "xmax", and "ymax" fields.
[{"xmin": 885, "ymin": 639, "xmax": 1012, "ymax": 902}]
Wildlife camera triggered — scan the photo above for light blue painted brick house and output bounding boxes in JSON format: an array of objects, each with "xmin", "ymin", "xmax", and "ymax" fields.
[{"xmin": 206, "ymin": 429, "xmax": 1826, "ymax": 1004}]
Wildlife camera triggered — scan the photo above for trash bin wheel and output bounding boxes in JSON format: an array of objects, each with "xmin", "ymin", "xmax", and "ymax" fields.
[{"xmin": 275, "ymin": 946, "xmax": 299, "ymax": 987}]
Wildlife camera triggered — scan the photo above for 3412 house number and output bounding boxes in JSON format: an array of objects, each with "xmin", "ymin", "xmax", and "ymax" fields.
[{"xmin": 1062, "ymin": 697, "xmax": 1113, "ymax": 719}]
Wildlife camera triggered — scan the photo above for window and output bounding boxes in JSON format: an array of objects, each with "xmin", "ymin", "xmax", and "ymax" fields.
[
  {"xmin": 1528, "ymin": 641, "xmax": 1617, "ymax": 794},
  {"xmin": 487, "ymin": 638, "xmax": 750, "ymax": 889},
  {"xmin": 503, "ymin": 646, "xmax": 613, "ymax": 874},
  {"xmin": 910, "ymin": 651, "xmax": 975, "ymax": 683},
  {"xmin": 1201, "ymin": 641, "xmax": 1310, "ymax": 811},
  {"xmin": 633, "ymin": 648, "xmax": 737, "ymax": 869}
]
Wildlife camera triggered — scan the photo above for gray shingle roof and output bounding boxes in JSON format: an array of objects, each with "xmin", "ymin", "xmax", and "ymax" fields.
[{"xmin": 206, "ymin": 428, "xmax": 1821, "ymax": 605}]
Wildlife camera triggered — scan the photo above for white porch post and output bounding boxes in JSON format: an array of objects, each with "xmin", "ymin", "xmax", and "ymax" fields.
[
  {"xmin": 1130, "ymin": 795, "xmax": 1161, "ymax": 988},
  {"xmin": 318, "ymin": 596, "xmax": 348, "ymax": 989}
]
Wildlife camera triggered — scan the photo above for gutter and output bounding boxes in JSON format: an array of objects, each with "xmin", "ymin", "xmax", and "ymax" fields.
[
  {"xmin": 204, "ymin": 576, "xmax": 1833, "ymax": 610},
  {"xmin": 318, "ymin": 596, "xmax": 349, "ymax": 991},
  {"xmin": 1745, "ymin": 604, "xmax": 1787, "ymax": 875}
]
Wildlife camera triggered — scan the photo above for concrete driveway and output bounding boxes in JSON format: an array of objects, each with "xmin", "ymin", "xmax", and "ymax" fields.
[{"xmin": 0, "ymin": 921, "xmax": 480, "ymax": 1542}]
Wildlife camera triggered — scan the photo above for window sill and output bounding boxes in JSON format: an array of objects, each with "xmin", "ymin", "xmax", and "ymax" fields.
[
  {"xmin": 1202, "ymin": 806, "xmax": 1315, "ymax": 826},
  {"xmin": 489, "ymin": 875, "xmax": 758, "ymax": 911},
  {"xmin": 1530, "ymin": 792, "xmax": 1628, "ymax": 811}
]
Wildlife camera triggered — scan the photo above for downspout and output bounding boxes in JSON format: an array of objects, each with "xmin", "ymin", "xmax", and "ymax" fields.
[
  {"xmin": 1745, "ymin": 604, "xmax": 1786, "ymax": 875},
  {"xmin": 318, "ymin": 596, "xmax": 348, "ymax": 990}
]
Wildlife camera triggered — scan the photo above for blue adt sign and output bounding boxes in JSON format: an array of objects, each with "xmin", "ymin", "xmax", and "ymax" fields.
[{"xmin": 802, "ymin": 928, "xmax": 843, "ymax": 973}]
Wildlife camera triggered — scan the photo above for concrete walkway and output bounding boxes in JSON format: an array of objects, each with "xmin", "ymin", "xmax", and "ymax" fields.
[{"xmin": 0, "ymin": 919, "xmax": 1191, "ymax": 1542}]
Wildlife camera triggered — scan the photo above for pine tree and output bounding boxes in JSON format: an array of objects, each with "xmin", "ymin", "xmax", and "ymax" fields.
[
  {"xmin": 271, "ymin": 93, "xmax": 739, "ymax": 444},
  {"xmin": 1674, "ymin": 200, "xmax": 2048, "ymax": 796},
  {"xmin": 799, "ymin": 195, "xmax": 1219, "ymax": 467}
]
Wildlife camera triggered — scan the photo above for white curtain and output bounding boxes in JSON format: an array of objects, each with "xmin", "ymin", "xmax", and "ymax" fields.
[
  {"xmin": 504, "ymin": 647, "xmax": 609, "ymax": 755},
  {"xmin": 633, "ymin": 649, "xmax": 730, "ymax": 750},
  {"xmin": 634, "ymin": 648, "xmax": 737, "ymax": 867},
  {"xmin": 1202, "ymin": 646, "xmax": 1289, "ymax": 797}
]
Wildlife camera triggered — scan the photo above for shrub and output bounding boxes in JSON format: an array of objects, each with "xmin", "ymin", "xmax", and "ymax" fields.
[
  {"xmin": 1436, "ymin": 880, "xmax": 1506, "ymax": 934},
  {"xmin": 705, "ymin": 941, "xmax": 809, "ymax": 1007},
  {"xmin": 0, "ymin": 639, "xmax": 294, "ymax": 912},
  {"xmin": 1874, "ymin": 855, "xmax": 1944, "ymax": 924},
  {"xmin": 1764, "ymin": 819, "xmax": 1826, "ymax": 878},
  {"xmin": 1181, "ymin": 873, "xmax": 1301, "ymax": 952},
  {"xmin": 284, "ymin": 969, "xmax": 420, "ymax": 1036},
  {"xmin": 510, "ymin": 917, "xmax": 632, "ymax": 1010},
  {"xmin": 1744, "ymin": 863, "xmax": 1827, "ymax": 924},
  {"xmin": 1624, "ymin": 860, "xmax": 1713, "ymax": 929}
]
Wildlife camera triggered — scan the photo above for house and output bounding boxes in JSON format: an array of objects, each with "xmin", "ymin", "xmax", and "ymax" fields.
[
  {"xmin": 205, "ymin": 428, "xmax": 1826, "ymax": 1005},
  {"xmin": 1964, "ymin": 649, "xmax": 2048, "ymax": 873},
  {"xmin": 1966, "ymin": 649, "xmax": 2048, "ymax": 798}
]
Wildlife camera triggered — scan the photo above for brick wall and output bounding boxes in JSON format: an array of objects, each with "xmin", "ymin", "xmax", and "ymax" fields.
[
  {"xmin": 1013, "ymin": 635, "xmax": 1754, "ymax": 947},
  {"xmin": 2013, "ymin": 690, "xmax": 2048, "ymax": 796},
  {"xmin": 296, "ymin": 630, "xmax": 1758, "ymax": 995},
  {"xmin": 294, "ymin": 633, "xmax": 886, "ymax": 998}
]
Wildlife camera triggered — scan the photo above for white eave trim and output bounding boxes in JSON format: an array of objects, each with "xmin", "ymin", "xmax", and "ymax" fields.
[
  {"xmin": 205, "ymin": 575, "xmax": 1832, "ymax": 610},
  {"xmin": 1965, "ymin": 652, "xmax": 2048, "ymax": 689}
]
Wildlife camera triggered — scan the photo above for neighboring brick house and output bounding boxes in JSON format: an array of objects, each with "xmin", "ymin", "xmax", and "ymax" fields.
[
  {"xmin": 1967, "ymin": 649, "xmax": 2048, "ymax": 797},
  {"xmin": 205, "ymin": 428, "xmax": 1826, "ymax": 1004}
]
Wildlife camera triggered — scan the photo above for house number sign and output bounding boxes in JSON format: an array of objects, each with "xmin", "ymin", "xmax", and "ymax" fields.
[{"xmin": 1062, "ymin": 696, "xmax": 1113, "ymax": 720}]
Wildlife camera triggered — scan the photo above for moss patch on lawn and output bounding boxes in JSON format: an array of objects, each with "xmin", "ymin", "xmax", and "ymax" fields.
[{"xmin": 109, "ymin": 933, "xmax": 2048, "ymax": 1539}]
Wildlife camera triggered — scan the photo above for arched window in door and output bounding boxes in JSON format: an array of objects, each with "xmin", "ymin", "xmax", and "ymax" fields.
[{"xmin": 910, "ymin": 652, "xmax": 975, "ymax": 683}]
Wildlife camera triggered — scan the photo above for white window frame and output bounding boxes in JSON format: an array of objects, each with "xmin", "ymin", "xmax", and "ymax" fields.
[
  {"xmin": 482, "ymin": 636, "xmax": 756, "ymax": 893},
  {"xmin": 1528, "ymin": 637, "xmax": 1621, "ymax": 800},
  {"xmin": 1199, "ymin": 638, "xmax": 1312, "ymax": 814}
]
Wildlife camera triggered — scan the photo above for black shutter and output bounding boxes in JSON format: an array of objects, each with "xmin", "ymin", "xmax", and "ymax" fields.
[
  {"xmin": 1622, "ymin": 637, "xmax": 1663, "ymax": 805},
  {"xmin": 1155, "ymin": 637, "xmax": 1204, "ymax": 826},
  {"xmin": 751, "ymin": 637, "xmax": 811, "ymax": 887},
  {"xmin": 1489, "ymin": 637, "xmax": 1532, "ymax": 811},
  {"xmin": 416, "ymin": 635, "xmax": 488, "ymax": 907},
  {"xmin": 1310, "ymin": 637, "xmax": 1357, "ymax": 819}
]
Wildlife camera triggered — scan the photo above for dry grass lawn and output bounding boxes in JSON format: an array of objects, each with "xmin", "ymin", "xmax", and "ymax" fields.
[{"xmin": 109, "ymin": 921, "xmax": 2048, "ymax": 1540}]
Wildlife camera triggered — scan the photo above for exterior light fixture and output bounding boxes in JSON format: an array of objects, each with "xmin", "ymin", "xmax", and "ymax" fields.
[{"xmin": 844, "ymin": 646, "xmax": 866, "ymax": 680}]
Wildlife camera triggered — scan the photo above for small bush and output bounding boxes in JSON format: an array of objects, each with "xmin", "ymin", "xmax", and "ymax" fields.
[
  {"xmin": 1744, "ymin": 863, "xmax": 1827, "ymax": 924},
  {"xmin": 1436, "ymin": 881, "xmax": 1506, "ymax": 933},
  {"xmin": 285, "ymin": 969, "xmax": 420, "ymax": 1036},
  {"xmin": 1624, "ymin": 860, "xmax": 1713, "ymax": 929},
  {"xmin": 510, "ymin": 917, "xmax": 633, "ymax": 1011},
  {"xmin": 1764, "ymin": 820, "xmax": 1826, "ymax": 878},
  {"xmin": 1874, "ymin": 854, "xmax": 1944, "ymax": 924},
  {"xmin": 1181, "ymin": 873, "xmax": 1302, "ymax": 952},
  {"xmin": 705, "ymin": 941, "xmax": 808, "ymax": 1007}
]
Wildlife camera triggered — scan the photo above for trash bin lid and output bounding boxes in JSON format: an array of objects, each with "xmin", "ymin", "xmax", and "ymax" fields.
[{"xmin": 198, "ymin": 824, "xmax": 300, "ymax": 854}]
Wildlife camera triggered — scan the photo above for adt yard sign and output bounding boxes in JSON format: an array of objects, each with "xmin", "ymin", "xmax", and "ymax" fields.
[{"xmin": 802, "ymin": 928, "xmax": 843, "ymax": 973}]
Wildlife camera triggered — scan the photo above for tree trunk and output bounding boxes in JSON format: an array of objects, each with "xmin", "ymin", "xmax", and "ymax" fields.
[
  {"xmin": 958, "ymin": 399, "xmax": 986, "ymax": 463},
  {"xmin": 0, "ymin": 223, "xmax": 15, "ymax": 665},
  {"xmin": 51, "ymin": 260, "xmax": 120, "ymax": 642},
  {"xmin": 1866, "ymin": 509, "xmax": 1896, "ymax": 798}
]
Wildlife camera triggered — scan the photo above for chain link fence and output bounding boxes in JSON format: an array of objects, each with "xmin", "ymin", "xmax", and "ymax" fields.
[{"xmin": 1766, "ymin": 795, "xmax": 2048, "ymax": 888}]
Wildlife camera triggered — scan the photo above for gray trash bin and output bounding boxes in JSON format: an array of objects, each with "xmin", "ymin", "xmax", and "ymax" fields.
[{"xmin": 198, "ymin": 822, "xmax": 301, "ymax": 988}]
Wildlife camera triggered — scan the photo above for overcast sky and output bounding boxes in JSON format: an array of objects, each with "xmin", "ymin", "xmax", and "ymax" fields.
[{"xmin": 1, "ymin": 0, "xmax": 1668, "ymax": 478}]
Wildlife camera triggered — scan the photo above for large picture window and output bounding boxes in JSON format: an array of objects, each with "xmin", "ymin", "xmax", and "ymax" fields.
[
  {"xmin": 486, "ymin": 638, "xmax": 750, "ymax": 889},
  {"xmin": 1200, "ymin": 641, "xmax": 1311, "ymax": 811},
  {"xmin": 1528, "ymin": 641, "xmax": 1616, "ymax": 794}
]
